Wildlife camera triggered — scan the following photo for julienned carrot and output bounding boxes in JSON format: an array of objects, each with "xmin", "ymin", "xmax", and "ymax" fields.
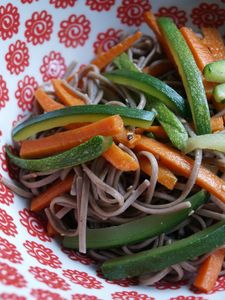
[
  {"xmin": 31, "ymin": 174, "xmax": 73, "ymax": 212},
  {"xmin": 202, "ymin": 27, "xmax": 225, "ymax": 60},
  {"xmin": 143, "ymin": 11, "xmax": 174, "ymax": 63},
  {"xmin": 138, "ymin": 155, "xmax": 177, "ymax": 190},
  {"xmin": 20, "ymin": 115, "xmax": 124, "ymax": 159},
  {"xmin": 52, "ymin": 79, "xmax": 85, "ymax": 106},
  {"xmin": 114, "ymin": 129, "xmax": 141, "ymax": 148},
  {"xmin": 143, "ymin": 60, "xmax": 174, "ymax": 77},
  {"xmin": 194, "ymin": 248, "xmax": 225, "ymax": 293},
  {"xmin": 34, "ymin": 88, "xmax": 64, "ymax": 112},
  {"xmin": 180, "ymin": 27, "xmax": 214, "ymax": 72},
  {"xmin": 103, "ymin": 143, "xmax": 139, "ymax": 171},
  {"xmin": 135, "ymin": 136, "xmax": 225, "ymax": 203},
  {"xmin": 136, "ymin": 117, "xmax": 223, "ymax": 138},
  {"xmin": 91, "ymin": 31, "xmax": 142, "ymax": 70},
  {"xmin": 211, "ymin": 116, "xmax": 224, "ymax": 132}
]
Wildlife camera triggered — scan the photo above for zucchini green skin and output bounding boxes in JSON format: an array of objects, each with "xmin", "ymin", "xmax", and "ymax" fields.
[
  {"xmin": 102, "ymin": 219, "xmax": 225, "ymax": 280},
  {"xmin": 213, "ymin": 83, "xmax": 225, "ymax": 103},
  {"xmin": 157, "ymin": 17, "xmax": 211, "ymax": 134},
  {"xmin": 63, "ymin": 190, "xmax": 208, "ymax": 250},
  {"xmin": 204, "ymin": 59, "xmax": 225, "ymax": 83},
  {"xmin": 12, "ymin": 105, "xmax": 155, "ymax": 141},
  {"xmin": 104, "ymin": 69, "xmax": 188, "ymax": 117},
  {"xmin": 146, "ymin": 99, "xmax": 188, "ymax": 150},
  {"xmin": 113, "ymin": 53, "xmax": 188, "ymax": 150},
  {"xmin": 6, "ymin": 136, "xmax": 112, "ymax": 172},
  {"xmin": 157, "ymin": 17, "xmax": 211, "ymax": 135}
]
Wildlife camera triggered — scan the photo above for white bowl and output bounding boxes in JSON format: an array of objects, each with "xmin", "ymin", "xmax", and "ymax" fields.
[{"xmin": 0, "ymin": 1, "xmax": 225, "ymax": 299}]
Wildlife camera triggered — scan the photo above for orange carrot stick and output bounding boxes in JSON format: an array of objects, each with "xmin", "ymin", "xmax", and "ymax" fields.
[
  {"xmin": 135, "ymin": 136, "xmax": 225, "ymax": 203},
  {"xmin": 180, "ymin": 27, "xmax": 214, "ymax": 72},
  {"xmin": 52, "ymin": 79, "xmax": 85, "ymax": 106},
  {"xmin": 103, "ymin": 143, "xmax": 139, "ymax": 171},
  {"xmin": 139, "ymin": 155, "xmax": 177, "ymax": 190},
  {"xmin": 211, "ymin": 116, "xmax": 224, "ymax": 132},
  {"xmin": 31, "ymin": 174, "xmax": 74, "ymax": 212},
  {"xmin": 91, "ymin": 31, "xmax": 142, "ymax": 70},
  {"xmin": 20, "ymin": 115, "xmax": 124, "ymax": 159},
  {"xmin": 143, "ymin": 60, "xmax": 174, "ymax": 77},
  {"xmin": 194, "ymin": 248, "xmax": 225, "ymax": 293},
  {"xmin": 143, "ymin": 11, "xmax": 174, "ymax": 63},
  {"xmin": 114, "ymin": 129, "xmax": 141, "ymax": 148},
  {"xmin": 202, "ymin": 27, "xmax": 225, "ymax": 60},
  {"xmin": 34, "ymin": 88, "xmax": 64, "ymax": 112}
]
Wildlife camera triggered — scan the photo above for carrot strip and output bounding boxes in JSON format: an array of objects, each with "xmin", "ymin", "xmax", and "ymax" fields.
[
  {"xmin": 139, "ymin": 155, "xmax": 177, "ymax": 190},
  {"xmin": 180, "ymin": 27, "xmax": 214, "ymax": 72},
  {"xmin": 31, "ymin": 174, "xmax": 73, "ymax": 212},
  {"xmin": 91, "ymin": 31, "xmax": 142, "ymax": 70},
  {"xmin": 211, "ymin": 116, "xmax": 224, "ymax": 132},
  {"xmin": 135, "ymin": 136, "xmax": 225, "ymax": 203},
  {"xmin": 114, "ymin": 129, "xmax": 141, "ymax": 148},
  {"xmin": 103, "ymin": 143, "xmax": 139, "ymax": 171},
  {"xmin": 136, "ymin": 117, "xmax": 223, "ymax": 139},
  {"xmin": 202, "ymin": 27, "xmax": 225, "ymax": 60},
  {"xmin": 20, "ymin": 115, "xmax": 124, "ymax": 159},
  {"xmin": 34, "ymin": 88, "xmax": 64, "ymax": 112},
  {"xmin": 143, "ymin": 11, "xmax": 174, "ymax": 63},
  {"xmin": 194, "ymin": 248, "xmax": 225, "ymax": 293},
  {"xmin": 143, "ymin": 60, "xmax": 174, "ymax": 77},
  {"xmin": 52, "ymin": 79, "xmax": 85, "ymax": 106}
]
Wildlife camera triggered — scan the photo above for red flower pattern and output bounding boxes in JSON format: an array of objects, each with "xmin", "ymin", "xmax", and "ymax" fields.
[
  {"xmin": 58, "ymin": 14, "xmax": 91, "ymax": 48},
  {"xmin": 23, "ymin": 240, "xmax": 62, "ymax": 268},
  {"xmin": 31, "ymin": 289, "xmax": 66, "ymax": 300},
  {"xmin": 25, "ymin": 10, "xmax": 53, "ymax": 45},
  {"xmin": 29, "ymin": 266, "xmax": 70, "ymax": 290},
  {"xmin": 40, "ymin": 51, "xmax": 66, "ymax": 82},
  {"xmin": 117, "ymin": 0, "xmax": 151, "ymax": 26},
  {"xmin": 154, "ymin": 279, "xmax": 188, "ymax": 290},
  {"xmin": 86, "ymin": 0, "xmax": 115, "ymax": 12},
  {"xmin": 169, "ymin": 297, "xmax": 206, "ymax": 300},
  {"xmin": 0, "ymin": 3, "xmax": 20, "ymax": 40},
  {"xmin": 0, "ymin": 262, "xmax": 27, "ymax": 288},
  {"xmin": 15, "ymin": 75, "xmax": 38, "ymax": 112},
  {"xmin": 97, "ymin": 269, "xmax": 137, "ymax": 287},
  {"xmin": 0, "ymin": 180, "xmax": 14, "ymax": 206},
  {"xmin": 191, "ymin": 3, "xmax": 225, "ymax": 28},
  {"xmin": 0, "ymin": 237, "xmax": 23, "ymax": 263},
  {"xmin": 0, "ymin": 75, "xmax": 9, "ymax": 110},
  {"xmin": 19, "ymin": 208, "xmax": 50, "ymax": 242},
  {"xmin": 12, "ymin": 114, "xmax": 27, "ymax": 127},
  {"xmin": 72, "ymin": 294, "xmax": 101, "ymax": 300},
  {"xmin": 62, "ymin": 248, "xmax": 96, "ymax": 265},
  {"xmin": 155, "ymin": 6, "xmax": 187, "ymax": 27},
  {"xmin": 111, "ymin": 291, "xmax": 155, "ymax": 300},
  {"xmin": 0, "ymin": 294, "xmax": 26, "ymax": 300},
  {"xmin": 21, "ymin": 0, "xmax": 38, "ymax": 3},
  {"xmin": 0, "ymin": 208, "xmax": 18, "ymax": 236},
  {"xmin": 63, "ymin": 269, "xmax": 103, "ymax": 289},
  {"xmin": 93, "ymin": 28, "xmax": 122, "ymax": 54},
  {"xmin": 5, "ymin": 40, "xmax": 29, "ymax": 75},
  {"xmin": 49, "ymin": 0, "xmax": 77, "ymax": 8},
  {"xmin": 0, "ymin": 145, "xmax": 8, "ymax": 173}
]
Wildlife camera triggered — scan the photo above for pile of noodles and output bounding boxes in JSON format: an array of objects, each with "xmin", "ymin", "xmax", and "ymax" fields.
[{"xmin": 3, "ymin": 33, "xmax": 225, "ymax": 285}]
